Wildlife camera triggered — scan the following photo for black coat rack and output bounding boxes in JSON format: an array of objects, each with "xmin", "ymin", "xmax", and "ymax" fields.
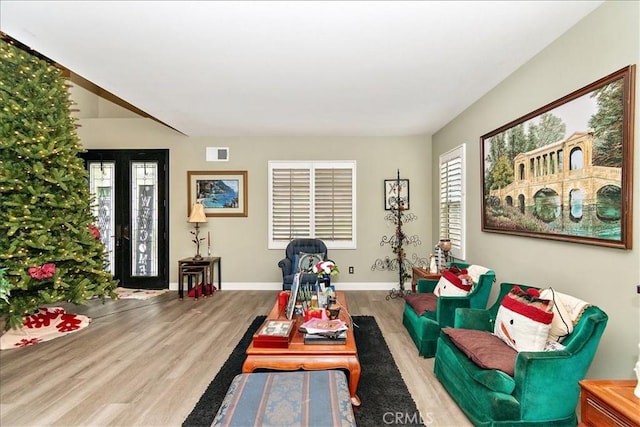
[{"xmin": 371, "ymin": 170, "xmax": 426, "ymax": 299}]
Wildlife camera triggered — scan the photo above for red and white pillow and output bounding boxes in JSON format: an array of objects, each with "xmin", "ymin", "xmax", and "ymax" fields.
[
  {"xmin": 434, "ymin": 270, "xmax": 473, "ymax": 297},
  {"xmin": 493, "ymin": 286, "xmax": 554, "ymax": 352}
]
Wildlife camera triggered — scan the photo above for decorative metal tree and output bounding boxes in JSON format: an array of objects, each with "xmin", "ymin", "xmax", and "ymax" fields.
[{"xmin": 371, "ymin": 170, "xmax": 425, "ymax": 300}]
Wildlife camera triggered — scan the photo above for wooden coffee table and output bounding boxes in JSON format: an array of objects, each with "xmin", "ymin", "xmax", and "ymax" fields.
[{"xmin": 242, "ymin": 291, "xmax": 362, "ymax": 406}]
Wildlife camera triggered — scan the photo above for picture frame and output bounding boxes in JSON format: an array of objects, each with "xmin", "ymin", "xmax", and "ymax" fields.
[
  {"xmin": 256, "ymin": 320, "xmax": 294, "ymax": 337},
  {"xmin": 481, "ymin": 65, "xmax": 635, "ymax": 249},
  {"xmin": 187, "ymin": 170, "xmax": 248, "ymax": 217},
  {"xmin": 384, "ymin": 178, "xmax": 410, "ymax": 210},
  {"xmin": 285, "ymin": 273, "xmax": 301, "ymax": 320}
]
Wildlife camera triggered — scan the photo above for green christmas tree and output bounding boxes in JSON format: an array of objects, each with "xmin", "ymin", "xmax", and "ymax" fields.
[{"xmin": 0, "ymin": 39, "xmax": 117, "ymax": 329}]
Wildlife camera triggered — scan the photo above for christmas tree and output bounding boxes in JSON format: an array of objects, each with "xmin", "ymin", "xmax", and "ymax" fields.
[{"xmin": 0, "ymin": 39, "xmax": 117, "ymax": 329}]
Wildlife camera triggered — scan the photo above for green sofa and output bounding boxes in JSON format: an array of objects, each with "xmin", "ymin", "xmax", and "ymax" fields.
[
  {"xmin": 434, "ymin": 282, "xmax": 608, "ymax": 427},
  {"xmin": 402, "ymin": 262, "xmax": 495, "ymax": 357}
]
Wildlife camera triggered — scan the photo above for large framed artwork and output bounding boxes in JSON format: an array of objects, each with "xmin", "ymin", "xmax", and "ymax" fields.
[
  {"xmin": 481, "ymin": 65, "xmax": 635, "ymax": 249},
  {"xmin": 187, "ymin": 170, "xmax": 248, "ymax": 217}
]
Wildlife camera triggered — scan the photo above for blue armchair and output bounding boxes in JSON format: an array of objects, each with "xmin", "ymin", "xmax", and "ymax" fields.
[
  {"xmin": 278, "ymin": 238, "xmax": 328, "ymax": 291},
  {"xmin": 402, "ymin": 262, "xmax": 496, "ymax": 357}
]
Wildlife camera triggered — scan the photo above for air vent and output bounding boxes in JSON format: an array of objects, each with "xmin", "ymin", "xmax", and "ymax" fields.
[{"xmin": 206, "ymin": 147, "xmax": 229, "ymax": 162}]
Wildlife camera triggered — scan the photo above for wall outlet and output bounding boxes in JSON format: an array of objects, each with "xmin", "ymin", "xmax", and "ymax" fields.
[{"xmin": 348, "ymin": 266, "xmax": 354, "ymax": 274}]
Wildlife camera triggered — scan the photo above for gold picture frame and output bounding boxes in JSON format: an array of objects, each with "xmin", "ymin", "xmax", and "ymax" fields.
[{"xmin": 187, "ymin": 170, "xmax": 248, "ymax": 217}]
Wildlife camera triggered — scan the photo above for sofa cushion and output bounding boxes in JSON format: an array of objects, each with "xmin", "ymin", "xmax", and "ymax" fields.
[
  {"xmin": 404, "ymin": 293, "xmax": 438, "ymax": 315},
  {"xmin": 442, "ymin": 328, "xmax": 517, "ymax": 377},
  {"xmin": 434, "ymin": 270, "xmax": 472, "ymax": 297},
  {"xmin": 296, "ymin": 252, "xmax": 324, "ymax": 273},
  {"xmin": 494, "ymin": 286, "xmax": 554, "ymax": 352}
]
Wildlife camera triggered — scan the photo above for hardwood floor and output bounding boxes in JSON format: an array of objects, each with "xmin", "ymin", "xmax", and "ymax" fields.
[{"xmin": 0, "ymin": 290, "xmax": 471, "ymax": 427}]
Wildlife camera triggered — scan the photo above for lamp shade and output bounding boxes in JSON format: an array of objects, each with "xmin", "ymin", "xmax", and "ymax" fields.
[{"xmin": 188, "ymin": 203, "xmax": 207, "ymax": 223}]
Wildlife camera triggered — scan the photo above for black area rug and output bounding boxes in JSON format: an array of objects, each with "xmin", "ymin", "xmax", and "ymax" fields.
[{"xmin": 183, "ymin": 315, "xmax": 423, "ymax": 427}]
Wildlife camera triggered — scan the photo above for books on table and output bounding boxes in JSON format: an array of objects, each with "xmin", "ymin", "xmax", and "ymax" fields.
[
  {"xmin": 300, "ymin": 318, "xmax": 348, "ymax": 344},
  {"xmin": 303, "ymin": 330, "xmax": 347, "ymax": 344}
]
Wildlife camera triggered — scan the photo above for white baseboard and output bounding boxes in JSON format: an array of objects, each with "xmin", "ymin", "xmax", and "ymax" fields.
[{"xmin": 168, "ymin": 282, "xmax": 399, "ymax": 291}]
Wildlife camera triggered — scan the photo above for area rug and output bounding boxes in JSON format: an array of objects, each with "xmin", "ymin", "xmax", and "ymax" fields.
[
  {"xmin": 0, "ymin": 306, "xmax": 91, "ymax": 350},
  {"xmin": 113, "ymin": 287, "xmax": 168, "ymax": 300},
  {"xmin": 183, "ymin": 315, "xmax": 423, "ymax": 427}
]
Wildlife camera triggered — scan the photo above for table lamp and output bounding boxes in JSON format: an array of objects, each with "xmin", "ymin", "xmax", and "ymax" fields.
[{"xmin": 188, "ymin": 202, "xmax": 207, "ymax": 260}]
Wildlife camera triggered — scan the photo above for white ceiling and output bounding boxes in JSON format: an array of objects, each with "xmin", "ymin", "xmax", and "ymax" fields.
[{"xmin": 1, "ymin": 1, "xmax": 604, "ymax": 137}]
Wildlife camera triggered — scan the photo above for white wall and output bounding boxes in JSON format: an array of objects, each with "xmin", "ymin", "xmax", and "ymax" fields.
[{"xmin": 432, "ymin": 0, "xmax": 640, "ymax": 379}]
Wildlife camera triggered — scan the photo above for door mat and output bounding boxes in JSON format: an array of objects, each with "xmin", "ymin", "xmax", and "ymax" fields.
[
  {"xmin": 114, "ymin": 287, "xmax": 168, "ymax": 300},
  {"xmin": 0, "ymin": 306, "xmax": 91, "ymax": 350}
]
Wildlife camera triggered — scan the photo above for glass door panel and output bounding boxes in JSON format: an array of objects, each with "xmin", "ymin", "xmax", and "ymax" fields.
[
  {"xmin": 131, "ymin": 162, "xmax": 158, "ymax": 277},
  {"xmin": 88, "ymin": 162, "xmax": 116, "ymax": 275}
]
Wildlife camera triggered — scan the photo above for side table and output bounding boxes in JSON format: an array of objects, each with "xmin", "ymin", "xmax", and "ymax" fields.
[
  {"xmin": 579, "ymin": 379, "xmax": 639, "ymax": 426},
  {"xmin": 411, "ymin": 267, "xmax": 441, "ymax": 293},
  {"xmin": 178, "ymin": 257, "xmax": 221, "ymax": 300}
]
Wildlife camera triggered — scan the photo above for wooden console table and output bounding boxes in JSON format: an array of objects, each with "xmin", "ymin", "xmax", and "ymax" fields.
[
  {"xmin": 579, "ymin": 379, "xmax": 639, "ymax": 426},
  {"xmin": 411, "ymin": 267, "xmax": 441, "ymax": 293}
]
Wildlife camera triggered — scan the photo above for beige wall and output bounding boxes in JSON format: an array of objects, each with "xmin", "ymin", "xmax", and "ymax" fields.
[
  {"xmin": 432, "ymin": 0, "xmax": 640, "ymax": 379},
  {"xmin": 74, "ymin": 107, "xmax": 433, "ymax": 291}
]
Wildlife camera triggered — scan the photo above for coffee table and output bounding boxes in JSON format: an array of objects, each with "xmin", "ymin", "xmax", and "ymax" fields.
[{"xmin": 242, "ymin": 291, "xmax": 361, "ymax": 406}]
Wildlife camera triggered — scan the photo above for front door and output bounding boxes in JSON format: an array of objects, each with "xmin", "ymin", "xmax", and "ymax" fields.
[{"xmin": 79, "ymin": 149, "xmax": 169, "ymax": 289}]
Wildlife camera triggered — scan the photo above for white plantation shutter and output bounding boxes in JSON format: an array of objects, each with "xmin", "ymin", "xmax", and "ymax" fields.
[
  {"xmin": 439, "ymin": 145, "xmax": 465, "ymax": 260},
  {"xmin": 315, "ymin": 167, "xmax": 353, "ymax": 241},
  {"xmin": 269, "ymin": 161, "xmax": 356, "ymax": 249},
  {"xmin": 271, "ymin": 167, "xmax": 311, "ymax": 240}
]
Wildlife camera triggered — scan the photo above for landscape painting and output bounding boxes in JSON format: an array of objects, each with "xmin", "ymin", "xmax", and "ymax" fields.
[
  {"xmin": 481, "ymin": 65, "xmax": 635, "ymax": 249},
  {"xmin": 187, "ymin": 171, "xmax": 248, "ymax": 217}
]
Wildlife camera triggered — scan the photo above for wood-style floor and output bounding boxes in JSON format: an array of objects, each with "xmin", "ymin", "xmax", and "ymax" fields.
[{"xmin": 0, "ymin": 290, "xmax": 472, "ymax": 427}]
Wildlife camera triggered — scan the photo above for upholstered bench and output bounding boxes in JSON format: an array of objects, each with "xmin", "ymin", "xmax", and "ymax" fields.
[{"xmin": 212, "ymin": 370, "xmax": 356, "ymax": 427}]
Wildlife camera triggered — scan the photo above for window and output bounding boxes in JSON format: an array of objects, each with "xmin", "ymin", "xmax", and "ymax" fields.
[
  {"xmin": 439, "ymin": 145, "xmax": 465, "ymax": 260},
  {"xmin": 268, "ymin": 161, "xmax": 356, "ymax": 249}
]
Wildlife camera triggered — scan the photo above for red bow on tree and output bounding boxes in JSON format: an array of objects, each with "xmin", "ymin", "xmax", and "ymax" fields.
[{"xmin": 28, "ymin": 263, "xmax": 56, "ymax": 280}]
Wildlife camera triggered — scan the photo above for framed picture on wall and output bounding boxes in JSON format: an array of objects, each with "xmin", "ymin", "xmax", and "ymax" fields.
[
  {"xmin": 187, "ymin": 170, "xmax": 248, "ymax": 217},
  {"xmin": 481, "ymin": 65, "xmax": 635, "ymax": 249},
  {"xmin": 384, "ymin": 178, "xmax": 410, "ymax": 210}
]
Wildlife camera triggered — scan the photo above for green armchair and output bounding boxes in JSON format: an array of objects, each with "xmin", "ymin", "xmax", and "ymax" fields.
[
  {"xmin": 434, "ymin": 282, "xmax": 608, "ymax": 426},
  {"xmin": 402, "ymin": 262, "xmax": 495, "ymax": 357}
]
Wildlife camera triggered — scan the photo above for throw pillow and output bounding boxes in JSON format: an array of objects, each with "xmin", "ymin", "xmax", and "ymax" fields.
[
  {"xmin": 467, "ymin": 265, "xmax": 491, "ymax": 283},
  {"xmin": 442, "ymin": 328, "xmax": 518, "ymax": 376},
  {"xmin": 539, "ymin": 287, "xmax": 573, "ymax": 342},
  {"xmin": 296, "ymin": 252, "xmax": 324, "ymax": 273},
  {"xmin": 403, "ymin": 293, "xmax": 438, "ymax": 315},
  {"xmin": 493, "ymin": 286, "xmax": 554, "ymax": 352},
  {"xmin": 434, "ymin": 270, "xmax": 472, "ymax": 297}
]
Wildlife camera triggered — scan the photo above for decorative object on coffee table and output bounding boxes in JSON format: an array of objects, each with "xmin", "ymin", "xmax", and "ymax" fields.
[
  {"xmin": 371, "ymin": 170, "xmax": 426, "ymax": 299},
  {"xmin": 252, "ymin": 319, "xmax": 295, "ymax": 348},
  {"xmin": 312, "ymin": 260, "xmax": 339, "ymax": 288}
]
